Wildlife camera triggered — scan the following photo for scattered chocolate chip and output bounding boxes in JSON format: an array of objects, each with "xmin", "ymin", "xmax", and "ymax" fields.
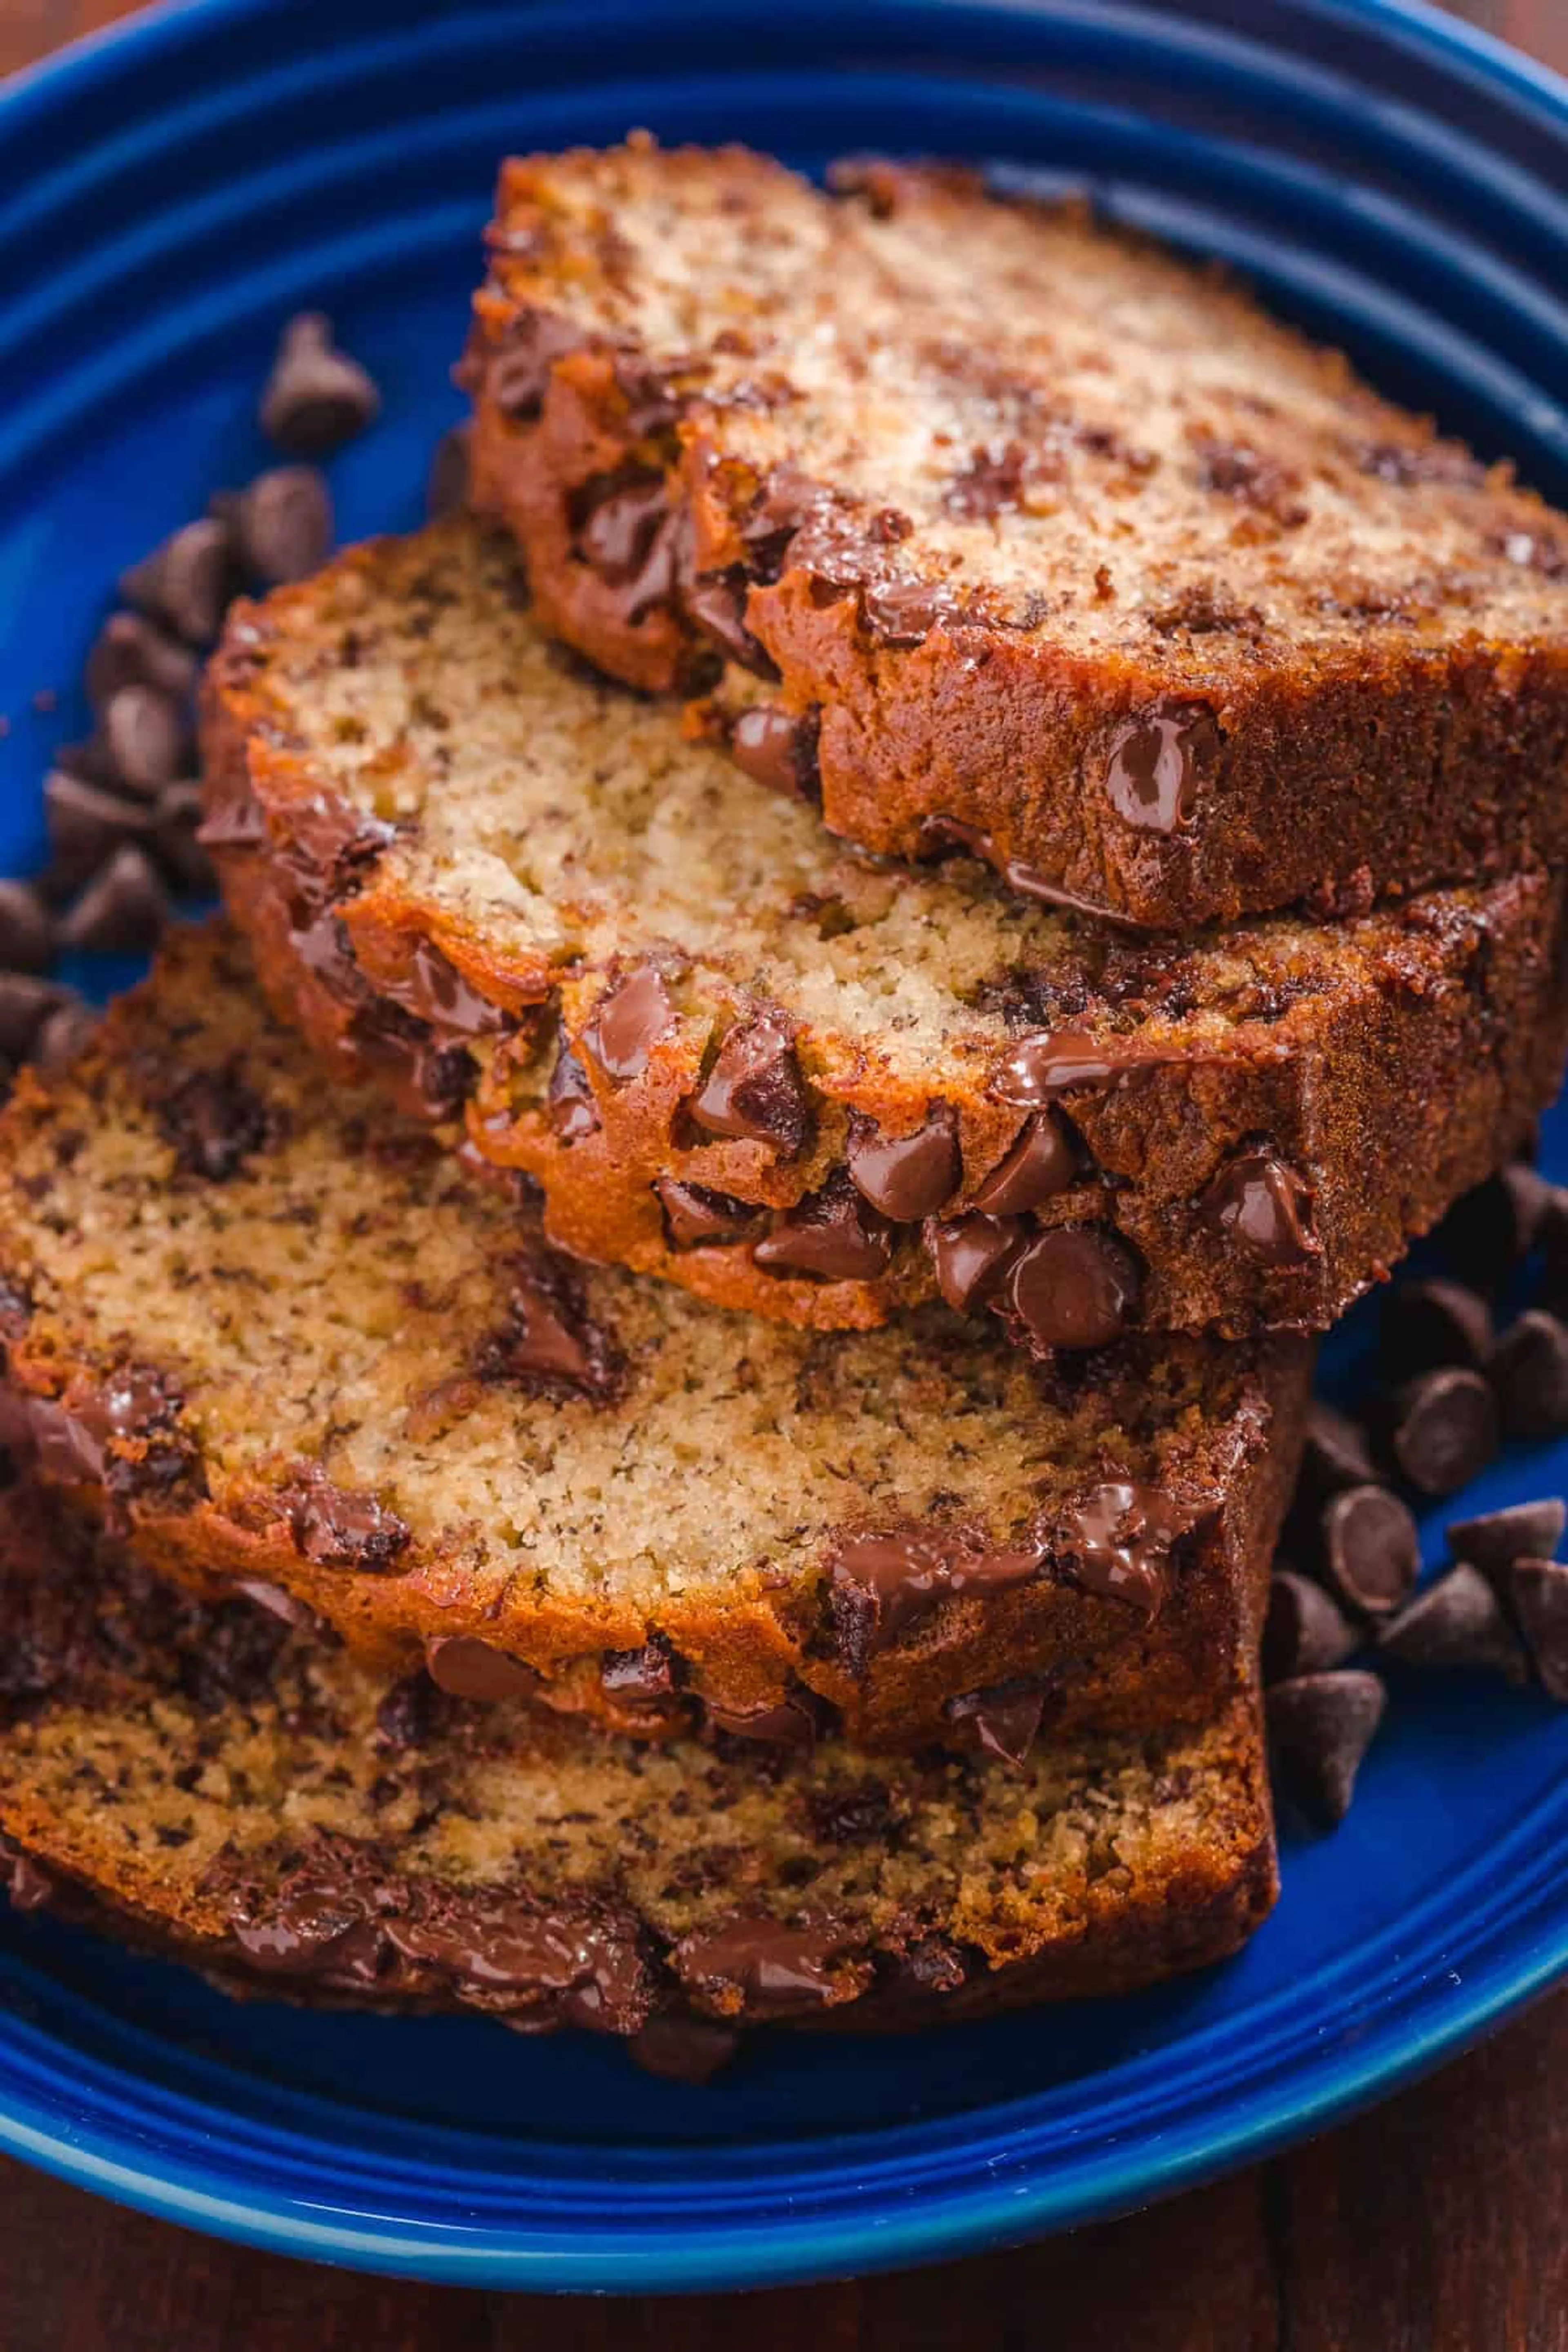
[
  {"xmin": 755, "ymin": 1175, "xmax": 891, "ymax": 1281},
  {"xmin": 1489, "ymin": 1310, "xmax": 1568, "ymax": 1440},
  {"xmin": 923, "ymin": 1212, "xmax": 1025, "ymax": 1312},
  {"xmin": 627, "ymin": 2015, "xmax": 739, "ymax": 2085},
  {"xmin": 1267, "ymin": 1670, "xmax": 1386, "ymax": 1830},
  {"xmin": 546, "ymin": 1031, "xmax": 601, "ymax": 1143},
  {"xmin": 1296, "ymin": 1401, "xmax": 1378, "ymax": 1503},
  {"xmin": 729, "ymin": 704, "xmax": 818, "ymax": 797},
  {"xmin": 845, "ymin": 1105, "xmax": 958, "ymax": 1221},
  {"xmin": 1201, "ymin": 1149, "xmax": 1316, "ymax": 1268},
  {"xmin": 424, "ymin": 1635, "xmax": 541, "ymax": 1702},
  {"xmin": 1384, "ymin": 1368, "xmax": 1499, "ymax": 1496},
  {"xmin": 230, "ymin": 466, "xmax": 334, "ymax": 585},
  {"xmin": 1104, "ymin": 698, "xmax": 1220, "ymax": 833},
  {"xmin": 654, "ymin": 1176, "xmax": 764, "ymax": 1249},
  {"xmin": 971, "ymin": 1112, "xmax": 1079, "ymax": 1215},
  {"xmin": 1507, "ymin": 1559, "xmax": 1568, "ymax": 1701},
  {"xmin": 261, "ymin": 312, "xmax": 380, "ymax": 457},
  {"xmin": 1376, "ymin": 1564, "xmax": 1528, "ymax": 1681},
  {"xmin": 1262, "ymin": 1570, "xmax": 1359, "ymax": 1682},
  {"xmin": 85, "ymin": 612, "xmax": 198, "ymax": 710},
  {"xmin": 1448, "ymin": 1498, "xmax": 1566, "ymax": 1576},
  {"xmin": 686, "ymin": 1011, "xmax": 810, "ymax": 1154},
  {"xmin": 281, "ymin": 1466, "xmax": 411, "ymax": 1571},
  {"xmin": 57, "ymin": 845, "xmax": 170, "ymax": 954},
  {"xmin": 427, "ymin": 423, "xmax": 472, "ymax": 521},
  {"xmin": 944, "ymin": 1678, "xmax": 1045, "ymax": 1766},
  {"xmin": 581, "ymin": 964, "xmax": 675, "ymax": 1081},
  {"xmin": 0, "ymin": 975, "xmax": 73, "ymax": 1064},
  {"xmin": 33, "ymin": 997, "xmax": 97, "ymax": 1071},
  {"xmin": 101, "ymin": 684, "xmax": 189, "ymax": 796},
  {"xmin": 1001, "ymin": 1225, "xmax": 1141, "ymax": 1352},
  {"xmin": 1380, "ymin": 1278, "xmax": 1494, "ymax": 1378},
  {"xmin": 0, "ymin": 881, "xmax": 53, "ymax": 973},
  {"xmin": 1319, "ymin": 1485, "xmax": 1420, "ymax": 1618},
  {"xmin": 42, "ymin": 770, "xmax": 156, "ymax": 898},
  {"xmin": 1441, "ymin": 1163, "xmax": 1550, "ymax": 1285},
  {"xmin": 120, "ymin": 516, "xmax": 236, "ymax": 645}
]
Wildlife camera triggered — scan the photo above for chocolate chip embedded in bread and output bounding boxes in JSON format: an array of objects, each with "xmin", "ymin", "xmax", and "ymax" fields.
[
  {"xmin": 654, "ymin": 1176, "xmax": 764, "ymax": 1249},
  {"xmin": 686, "ymin": 1010, "xmax": 810, "ymax": 1152},
  {"xmin": 260, "ymin": 312, "xmax": 380, "ymax": 458},
  {"xmin": 1262, "ymin": 1570, "xmax": 1358, "ymax": 1683},
  {"xmin": 581, "ymin": 964, "xmax": 675, "ymax": 1081},
  {"xmin": 754, "ymin": 1175, "xmax": 891, "ymax": 1281},
  {"xmin": 1375, "ymin": 1564, "xmax": 1528, "ymax": 1682},
  {"xmin": 826, "ymin": 1526, "xmax": 1047, "ymax": 1670},
  {"xmin": 600, "ymin": 1639, "xmax": 676, "ymax": 1704},
  {"xmin": 706, "ymin": 1689, "xmax": 824, "ymax": 1748},
  {"xmin": 685, "ymin": 571, "xmax": 777, "ymax": 677},
  {"xmin": 1489, "ymin": 1310, "xmax": 1568, "ymax": 1440},
  {"xmin": 232, "ymin": 466, "xmax": 334, "ymax": 586},
  {"xmin": 480, "ymin": 308, "xmax": 588, "ymax": 421},
  {"xmin": 1201, "ymin": 1149, "xmax": 1316, "ymax": 1269},
  {"xmin": 1002, "ymin": 1226, "xmax": 1141, "ymax": 1352},
  {"xmin": 1507, "ymin": 1558, "xmax": 1568, "ymax": 1701},
  {"xmin": 1448, "ymin": 1497, "xmax": 1566, "ymax": 1577},
  {"xmin": 575, "ymin": 470, "xmax": 680, "ymax": 615},
  {"xmin": 845, "ymin": 1105, "xmax": 959, "ymax": 1221},
  {"xmin": 670, "ymin": 1911, "xmax": 855, "ymax": 2017},
  {"xmin": 33, "ymin": 997, "xmax": 97, "ymax": 1073},
  {"xmin": 1319, "ymin": 1485, "xmax": 1419, "ymax": 1618},
  {"xmin": 546, "ymin": 1029, "xmax": 601, "ymax": 1142},
  {"xmin": 1267, "ymin": 1669, "xmax": 1385, "ymax": 1829},
  {"xmin": 280, "ymin": 1466, "xmax": 411, "ymax": 1571},
  {"xmin": 923, "ymin": 1211, "xmax": 1025, "ymax": 1311},
  {"xmin": 424, "ymin": 1635, "xmax": 542, "ymax": 1702},
  {"xmin": 972, "ymin": 1111, "xmax": 1079, "ymax": 1214},
  {"xmin": 159, "ymin": 1063, "xmax": 276, "ymax": 1181},
  {"xmin": 1104, "ymin": 698, "xmax": 1221, "ymax": 832},
  {"xmin": 989, "ymin": 1028, "xmax": 1129, "ymax": 1109},
  {"xmin": 1052, "ymin": 1481, "xmax": 1192, "ymax": 1613},
  {"xmin": 944, "ymin": 1678, "xmax": 1045, "ymax": 1767},
  {"xmin": 0, "ymin": 882, "xmax": 53, "ymax": 975},
  {"xmin": 1380, "ymin": 1276, "xmax": 1494, "ymax": 1377},
  {"xmin": 728, "ymin": 704, "xmax": 819, "ymax": 798},
  {"xmin": 1385, "ymin": 1367, "xmax": 1499, "ymax": 1495},
  {"xmin": 476, "ymin": 1256, "xmax": 626, "ymax": 1401},
  {"xmin": 120, "ymin": 516, "xmax": 236, "ymax": 645}
]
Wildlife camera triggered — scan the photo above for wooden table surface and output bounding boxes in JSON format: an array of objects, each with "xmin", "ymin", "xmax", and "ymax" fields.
[{"xmin": 3, "ymin": 2, "xmax": 1567, "ymax": 2345}]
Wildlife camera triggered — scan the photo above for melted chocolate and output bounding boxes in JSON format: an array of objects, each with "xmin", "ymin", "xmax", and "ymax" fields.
[
  {"xmin": 705, "ymin": 1690, "xmax": 823, "ymax": 1748},
  {"xmin": 628, "ymin": 2014, "xmax": 740, "ymax": 2084},
  {"xmin": 989, "ymin": 1028, "xmax": 1141, "ymax": 1109},
  {"xmin": 686, "ymin": 1011, "xmax": 810, "ymax": 1154},
  {"xmin": 484, "ymin": 308, "xmax": 587, "ymax": 420},
  {"xmin": 845, "ymin": 1106, "xmax": 959, "ymax": 1222},
  {"xmin": 581, "ymin": 964, "xmax": 675, "ymax": 1082},
  {"xmin": 729, "ymin": 704, "xmax": 820, "ymax": 800},
  {"xmin": 547, "ymin": 1030, "xmax": 602, "ymax": 1143},
  {"xmin": 601, "ymin": 1639, "xmax": 676, "ymax": 1704},
  {"xmin": 160, "ymin": 1062, "xmax": 276, "ymax": 1182},
  {"xmin": 918, "ymin": 814, "xmax": 1153, "ymax": 933},
  {"xmin": 654, "ymin": 1176, "xmax": 765, "ymax": 1250},
  {"xmin": 923, "ymin": 1212, "xmax": 1025, "ymax": 1312},
  {"xmin": 424, "ymin": 1635, "xmax": 542, "ymax": 1702},
  {"xmin": 374, "ymin": 941, "xmax": 509, "ymax": 1042},
  {"xmin": 1103, "ymin": 699, "xmax": 1221, "ymax": 833},
  {"xmin": 971, "ymin": 1112, "xmax": 1080, "ymax": 1214},
  {"xmin": 673, "ymin": 1912, "xmax": 854, "ymax": 2017},
  {"xmin": 945, "ymin": 1678, "xmax": 1046, "ymax": 1767},
  {"xmin": 685, "ymin": 572, "xmax": 777, "ymax": 677},
  {"xmin": 1002, "ymin": 1227, "xmax": 1141, "ymax": 1352},
  {"xmin": 477, "ymin": 1256, "xmax": 627, "ymax": 1402},
  {"xmin": 1054, "ymin": 1482, "xmax": 1195, "ymax": 1613},
  {"xmin": 754, "ymin": 1176, "xmax": 892, "ymax": 1281},
  {"xmin": 279, "ymin": 1466, "xmax": 412, "ymax": 1572},
  {"xmin": 1203, "ymin": 1150, "xmax": 1317, "ymax": 1268},
  {"xmin": 829, "ymin": 1525, "xmax": 1049, "ymax": 1672}
]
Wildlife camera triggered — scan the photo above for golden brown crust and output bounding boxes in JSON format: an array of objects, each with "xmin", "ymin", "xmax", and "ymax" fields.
[
  {"xmin": 199, "ymin": 522, "xmax": 1568, "ymax": 1354},
  {"xmin": 0, "ymin": 926, "xmax": 1309, "ymax": 1753},
  {"xmin": 466, "ymin": 140, "xmax": 1568, "ymax": 932}
]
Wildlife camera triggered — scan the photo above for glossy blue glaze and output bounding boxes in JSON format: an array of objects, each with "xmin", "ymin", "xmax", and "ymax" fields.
[{"xmin": 2, "ymin": 0, "xmax": 1568, "ymax": 2293}]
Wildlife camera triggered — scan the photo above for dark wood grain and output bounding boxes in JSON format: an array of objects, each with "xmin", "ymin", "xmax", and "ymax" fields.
[{"xmin": 3, "ymin": 3, "xmax": 1568, "ymax": 2345}]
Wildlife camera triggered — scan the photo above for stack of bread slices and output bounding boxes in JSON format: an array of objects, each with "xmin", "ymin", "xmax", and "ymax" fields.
[{"xmin": 4, "ymin": 140, "xmax": 1568, "ymax": 2065}]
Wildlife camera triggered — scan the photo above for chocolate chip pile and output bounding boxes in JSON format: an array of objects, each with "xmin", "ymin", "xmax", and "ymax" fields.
[
  {"xmin": 1264, "ymin": 1148, "xmax": 1568, "ymax": 1832},
  {"xmin": 0, "ymin": 313, "xmax": 377, "ymax": 1090}
]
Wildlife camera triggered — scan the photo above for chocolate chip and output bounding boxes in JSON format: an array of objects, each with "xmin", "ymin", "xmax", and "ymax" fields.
[
  {"xmin": 1319, "ymin": 1486, "xmax": 1419, "ymax": 1618},
  {"xmin": 57, "ymin": 845, "xmax": 170, "ymax": 954},
  {"xmin": 576, "ymin": 471, "xmax": 675, "ymax": 599},
  {"xmin": 1441, "ymin": 1163, "xmax": 1550, "ymax": 1286},
  {"xmin": 1376, "ymin": 1564, "xmax": 1528, "ymax": 1681},
  {"xmin": 152, "ymin": 781, "xmax": 218, "ymax": 898},
  {"xmin": 1296, "ymin": 1401, "xmax": 1377, "ymax": 1503},
  {"xmin": 424, "ymin": 1635, "xmax": 541, "ymax": 1702},
  {"xmin": 686, "ymin": 1011, "xmax": 810, "ymax": 1154},
  {"xmin": 120, "ymin": 517, "xmax": 236, "ymax": 645},
  {"xmin": 729, "ymin": 704, "xmax": 819, "ymax": 798},
  {"xmin": 160, "ymin": 1063, "xmax": 274, "ymax": 1180},
  {"xmin": 754, "ymin": 1175, "xmax": 891, "ymax": 1281},
  {"xmin": 43, "ymin": 771, "xmax": 155, "ymax": 898},
  {"xmin": 1201, "ymin": 1149, "xmax": 1316, "ymax": 1268},
  {"xmin": 546, "ymin": 1031, "xmax": 600, "ymax": 1143},
  {"xmin": 477, "ymin": 1257, "xmax": 626, "ymax": 1402},
  {"xmin": 845, "ymin": 1105, "xmax": 959, "ymax": 1221},
  {"xmin": 1385, "ymin": 1368, "xmax": 1499, "ymax": 1496},
  {"xmin": 655, "ymin": 1176, "xmax": 764, "ymax": 1249},
  {"xmin": 601, "ymin": 1640, "xmax": 675, "ymax": 1704},
  {"xmin": 1054, "ymin": 1481, "xmax": 1191, "ymax": 1612},
  {"xmin": 860, "ymin": 578, "xmax": 961, "ymax": 645},
  {"xmin": 0, "ymin": 882, "xmax": 53, "ymax": 974},
  {"xmin": 231, "ymin": 466, "xmax": 334, "ymax": 585},
  {"xmin": 1507, "ymin": 1559, "xmax": 1568, "ymax": 1700},
  {"xmin": 100, "ymin": 685, "xmax": 190, "ymax": 797},
  {"xmin": 628, "ymin": 2016, "xmax": 739, "ymax": 2085},
  {"xmin": 944, "ymin": 1678, "xmax": 1045, "ymax": 1767},
  {"xmin": 971, "ymin": 1112, "xmax": 1079, "ymax": 1215},
  {"xmin": 1267, "ymin": 1670, "xmax": 1386, "ymax": 1830},
  {"xmin": 33, "ymin": 998, "xmax": 97, "ymax": 1071},
  {"xmin": 1380, "ymin": 1278, "xmax": 1494, "ymax": 1378},
  {"xmin": 923, "ymin": 1212, "xmax": 1025, "ymax": 1312},
  {"xmin": 281, "ymin": 1466, "xmax": 411, "ymax": 1571},
  {"xmin": 1448, "ymin": 1497, "xmax": 1566, "ymax": 1576},
  {"xmin": 672, "ymin": 1913, "xmax": 852, "ymax": 2017},
  {"xmin": 1262, "ymin": 1570, "xmax": 1359, "ymax": 1682},
  {"xmin": 1001, "ymin": 1226, "xmax": 1140, "ymax": 1352},
  {"xmin": 686, "ymin": 572, "xmax": 776, "ymax": 676},
  {"xmin": 85, "ymin": 612, "xmax": 198, "ymax": 709},
  {"xmin": 0, "ymin": 975, "xmax": 72, "ymax": 1063},
  {"xmin": 706, "ymin": 1691, "xmax": 824, "ymax": 1748},
  {"xmin": 989, "ymin": 1027, "xmax": 1131, "ymax": 1109},
  {"xmin": 581, "ymin": 964, "xmax": 675, "ymax": 1082},
  {"xmin": 481, "ymin": 308, "xmax": 587, "ymax": 420},
  {"xmin": 1104, "ymin": 698, "xmax": 1220, "ymax": 833},
  {"xmin": 261, "ymin": 312, "xmax": 379, "ymax": 458},
  {"xmin": 1489, "ymin": 1310, "xmax": 1568, "ymax": 1440},
  {"xmin": 427, "ymin": 424, "xmax": 472, "ymax": 521},
  {"xmin": 827, "ymin": 1527, "xmax": 1046, "ymax": 1669}
]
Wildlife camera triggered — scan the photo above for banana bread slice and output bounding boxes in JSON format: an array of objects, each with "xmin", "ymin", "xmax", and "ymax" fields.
[
  {"xmin": 0, "ymin": 1476, "xmax": 1277, "ymax": 2032},
  {"xmin": 202, "ymin": 518, "xmax": 1568, "ymax": 1351},
  {"xmin": 465, "ymin": 138, "xmax": 1568, "ymax": 932},
  {"xmin": 0, "ymin": 924, "xmax": 1306, "ymax": 1753}
]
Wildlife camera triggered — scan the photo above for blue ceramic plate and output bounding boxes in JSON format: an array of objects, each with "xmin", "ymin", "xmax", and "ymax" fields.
[{"xmin": 3, "ymin": 0, "xmax": 1568, "ymax": 2295}]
